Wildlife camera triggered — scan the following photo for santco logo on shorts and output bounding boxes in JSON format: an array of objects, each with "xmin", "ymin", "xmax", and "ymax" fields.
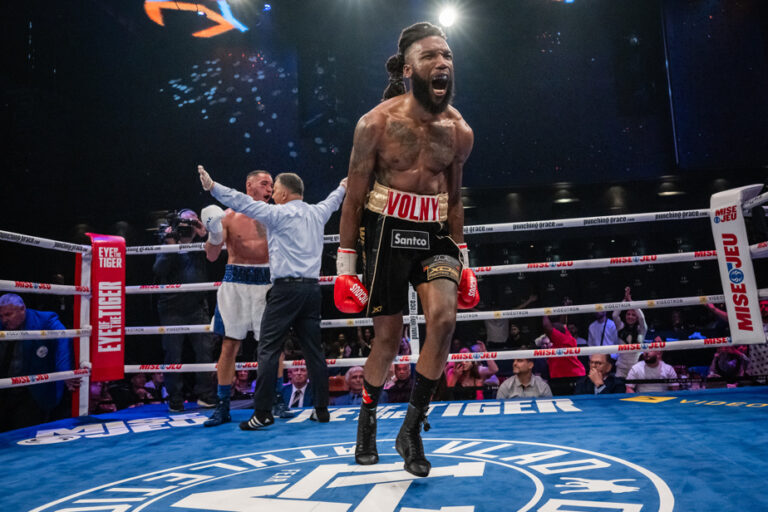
[
  {"xmin": 29, "ymin": 438, "xmax": 674, "ymax": 511},
  {"xmin": 391, "ymin": 230, "xmax": 430, "ymax": 250}
]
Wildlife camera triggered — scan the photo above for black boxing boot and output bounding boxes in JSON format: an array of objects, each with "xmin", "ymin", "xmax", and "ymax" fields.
[
  {"xmin": 395, "ymin": 371, "xmax": 438, "ymax": 477},
  {"xmin": 395, "ymin": 404, "xmax": 431, "ymax": 477},
  {"xmin": 355, "ymin": 403, "xmax": 379, "ymax": 465},
  {"xmin": 203, "ymin": 395, "xmax": 231, "ymax": 427},
  {"xmin": 355, "ymin": 379, "xmax": 383, "ymax": 465}
]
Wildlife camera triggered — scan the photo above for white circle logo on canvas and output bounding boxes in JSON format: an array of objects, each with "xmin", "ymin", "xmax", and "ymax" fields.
[{"xmin": 30, "ymin": 438, "xmax": 673, "ymax": 512}]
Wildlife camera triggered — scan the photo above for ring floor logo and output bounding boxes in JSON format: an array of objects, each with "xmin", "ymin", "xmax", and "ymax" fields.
[{"xmin": 29, "ymin": 438, "xmax": 673, "ymax": 512}]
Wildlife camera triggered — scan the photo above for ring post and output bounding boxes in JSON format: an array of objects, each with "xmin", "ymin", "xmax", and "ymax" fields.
[{"xmin": 709, "ymin": 184, "xmax": 765, "ymax": 344}]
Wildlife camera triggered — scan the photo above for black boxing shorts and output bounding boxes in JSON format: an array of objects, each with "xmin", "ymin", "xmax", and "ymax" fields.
[{"xmin": 360, "ymin": 182, "xmax": 461, "ymax": 317}]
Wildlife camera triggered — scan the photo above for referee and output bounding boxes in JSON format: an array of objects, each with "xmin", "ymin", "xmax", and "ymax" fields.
[{"xmin": 199, "ymin": 165, "xmax": 347, "ymax": 429}]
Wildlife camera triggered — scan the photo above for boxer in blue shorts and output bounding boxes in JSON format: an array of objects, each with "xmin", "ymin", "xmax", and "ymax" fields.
[{"xmin": 201, "ymin": 170, "xmax": 275, "ymax": 427}]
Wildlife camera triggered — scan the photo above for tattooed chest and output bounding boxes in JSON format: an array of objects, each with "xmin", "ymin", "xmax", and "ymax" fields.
[{"xmin": 380, "ymin": 120, "xmax": 456, "ymax": 171}]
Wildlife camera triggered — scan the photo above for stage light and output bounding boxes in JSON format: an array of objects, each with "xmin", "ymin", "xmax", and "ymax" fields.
[
  {"xmin": 439, "ymin": 6, "xmax": 458, "ymax": 28},
  {"xmin": 553, "ymin": 187, "xmax": 579, "ymax": 204},
  {"xmin": 263, "ymin": 3, "xmax": 271, "ymax": 11},
  {"xmin": 657, "ymin": 177, "xmax": 685, "ymax": 197}
]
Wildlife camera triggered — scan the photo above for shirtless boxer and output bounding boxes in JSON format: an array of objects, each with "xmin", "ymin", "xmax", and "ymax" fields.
[
  {"xmin": 202, "ymin": 170, "xmax": 274, "ymax": 427},
  {"xmin": 334, "ymin": 22, "xmax": 477, "ymax": 476}
]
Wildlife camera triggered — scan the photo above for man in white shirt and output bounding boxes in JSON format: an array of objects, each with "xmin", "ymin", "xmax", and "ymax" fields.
[
  {"xmin": 496, "ymin": 358, "xmax": 552, "ymax": 399},
  {"xmin": 587, "ymin": 311, "xmax": 619, "ymax": 347},
  {"xmin": 626, "ymin": 349, "xmax": 678, "ymax": 393}
]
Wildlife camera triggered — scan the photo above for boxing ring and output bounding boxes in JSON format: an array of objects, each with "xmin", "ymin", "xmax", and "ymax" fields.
[{"xmin": 1, "ymin": 185, "xmax": 768, "ymax": 511}]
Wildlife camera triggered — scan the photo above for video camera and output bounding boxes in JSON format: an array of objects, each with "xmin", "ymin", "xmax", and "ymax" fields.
[{"xmin": 155, "ymin": 210, "xmax": 199, "ymax": 243}]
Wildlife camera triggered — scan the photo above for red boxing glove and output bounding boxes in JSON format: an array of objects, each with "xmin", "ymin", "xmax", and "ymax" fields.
[
  {"xmin": 334, "ymin": 248, "xmax": 369, "ymax": 314},
  {"xmin": 334, "ymin": 274, "xmax": 369, "ymax": 313},
  {"xmin": 457, "ymin": 243, "xmax": 479, "ymax": 309}
]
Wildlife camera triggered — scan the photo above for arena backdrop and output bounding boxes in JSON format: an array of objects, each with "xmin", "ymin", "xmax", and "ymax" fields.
[{"xmin": 4, "ymin": 0, "xmax": 767, "ymax": 229}]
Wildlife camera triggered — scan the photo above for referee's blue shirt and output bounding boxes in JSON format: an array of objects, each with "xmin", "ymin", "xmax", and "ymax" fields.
[{"xmin": 211, "ymin": 182, "xmax": 345, "ymax": 281}]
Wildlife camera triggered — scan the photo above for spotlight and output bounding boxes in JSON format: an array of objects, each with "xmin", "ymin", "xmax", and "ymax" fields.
[
  {"xmin": 438, "ymin": 6, "xmax": 458, "ymax": 27},
  {"xmin": 263, "ymin": 3, "xmax": 271, "ymax": 12},
  {"xmin": 553, "ymin": 188, "xmax": 579, "ymax": 204},
  {"xmin": 657, "ymin": 178, "xmax": 685, "ymax": 197}
]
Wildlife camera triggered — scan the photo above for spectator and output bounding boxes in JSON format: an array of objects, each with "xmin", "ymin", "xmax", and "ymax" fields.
[
  {"xmin": 233, "ymin": 370, "xmax": 256, "ymax": 399},
  {"xmin": 708, "ymin": 347, "xmax": 749, "ymax": 385},
  {"xmin": 144, "ymin": 372, "xmax": 168, "ymax": 401},
  {"xmin": 152, "ymin": 209, "xmax": 217, "ymax": 412},
  {"xmin": 588, "ymin": 311, "xmax": 619, "ymax": 347},
  {"xmin": 445, "ymin": 349, "xmax": 485, "ymax": 400},
  {"xmin": 399, "ymin": 325, "xmax": 412, "ymax": 356},
  {"xmin": 485, "ymin": 295, "xmax": 537, "ymax": 350},
  {"xmin": 470, "ymin": 340, "xmax": 499, "ymax": 386},
  {"xmin": 343, "ymin": 331, "xmax": 365, "ymax": 358},
  {"xmin": 747, "ymin": 300, "xmax": 768, "ymax": 377},
  {"xmin": 382, "ymin": 364, "xmax": 413, "ymax": 403},
  {"xmin": 574, "ymin": 354, "xmax": 626, "ymax": 395},
  {"xmin": 567, "ymin": 323, "xmax": 588, "ymax": 346},
  {"xmin": 710, "ymin": 300, "xmax": 768, "ymax": 378},
  {"xmin": 280, "ymin": 367, "xmax": 313, "ymax": 409},
  {"xmin": 613, "ymin": 287, "xmax": 647, "ymax": 378},
  {"xmin": 626, "ymin": 347, "xmax": 678, "ymax": 393},
  {"xmin": 327, "ymin": 332, "xmax": 347, "ymax": 359},
  {"xmin": 333, "ymin": 366, "xmax": 365, "ymax": 406},
  {"xmin": 0, "ymin": 293, "xmax": 80, "ymax": 432},
  {"xmin": 356, "ymin": 327, "xmax": 374, "ymax": 357},
  {"xmin": 540, "ymin": 312, "xmax": 586, "ymax": 395},
  {"xmin": 88, "ymin": 381, "xmax": 117, "ymax": 414},
  {"xmin": 509, "ymin": 323, "xmax": 530, "ymax": 349},
  {"xmin": 496, "ymin": 358, "xmax": 552, "ymax": 399}
]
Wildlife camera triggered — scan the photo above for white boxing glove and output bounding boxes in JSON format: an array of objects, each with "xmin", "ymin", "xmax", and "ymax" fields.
[{"xmin": 201, "ymin": 205, "xmax": 225, "ymax": 245}]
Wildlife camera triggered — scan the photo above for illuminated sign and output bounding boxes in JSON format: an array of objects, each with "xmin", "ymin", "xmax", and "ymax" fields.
[{"xmin": 144, "ymin": 0, "xmax": 248, "ymax": 38}]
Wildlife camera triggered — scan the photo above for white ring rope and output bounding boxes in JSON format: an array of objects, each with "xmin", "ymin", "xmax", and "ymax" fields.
[
  {"xmin": 125, "ymin": 325, "xmax": 212, "ymax": 335},
  {"xmin": 0, "ymin": 279, "xmax": 90, "ymax": 296},
  {"xmin": 0, "ymin": 328, "xmax": 92, "ymax": 341},
  {"xmin": 120, "ymin": 241, "xmax": 768, "ymax": 293},
  {"xmin": 742, "ymin": 191, "xmax": 768, "ymax": 212},
  {"xmin": 117, "ymin": 208, "xmax": 712, "ymax": 252},
  {"xmin": 0, "ymin": 368, "xmax": 90, "ymax": 390},
  {"xmin": 126, "ymin": 242, "xmax": 206, "ymax": 255},
  {"xmin": 0, "ymin": 230, "xmax": 90, "ymax": 253},
  {"xmin": 125, "ymin": 282, "xmax": 221, "ymax": 294},
  {"xmin": 117, "ymin": 288, "xmax": 768, "ymax": 335},
  {"xmin": 122, "ymin": 335, "xmax": 763, "ymax": 373}
]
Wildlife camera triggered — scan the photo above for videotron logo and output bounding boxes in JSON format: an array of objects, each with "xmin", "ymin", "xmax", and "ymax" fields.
[
  {"xmin": 29, "ymin": 439, "xmax": 674, "ymax": 512},
  {"xmin": 391, "ymin": 230, "xmax": 430, "ymax": 250}
]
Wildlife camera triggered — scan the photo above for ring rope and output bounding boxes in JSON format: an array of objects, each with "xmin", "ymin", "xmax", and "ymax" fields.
[
  {"xmin": 0, "ymin": 368, "xmax": 90, "ymax": 390},
  {"xmin": 113, "ymin": 288, "xmax": 768, "ymax": 335},
  {"xmin": 126, "ymin": 242, "xmax": 206, "ymax": 255},
  {"xmin": 0, "ymin": 279, "xmax": 90, "ymax": 296},
  {"xmin": 742, "ymin": 191, "xmax": 768, "ymax": 212},
  {"xmin": 0, "ymin": 328, "xmax": 92, "ymax": 341},
  {"xmin": 118, "ymin": 241, "xmax": 768, "ymax": 294},
  {"xmin": 0, "ymin": 230, "xmax": 90, "ymax": 254},
  {"xmin": 121, "ymin": 335, "xmax": 763, "ymax": 373}
]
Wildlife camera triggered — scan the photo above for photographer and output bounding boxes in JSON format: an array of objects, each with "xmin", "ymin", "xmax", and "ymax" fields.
[{"xmin": 152, "ymin": 209, "xmax": 217, "ymax": 412}]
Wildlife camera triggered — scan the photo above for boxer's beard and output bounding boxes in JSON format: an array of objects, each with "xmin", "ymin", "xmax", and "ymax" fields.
[{"xmin": 411, "ymin": 72, "xmax": 453, "ymax": 114}]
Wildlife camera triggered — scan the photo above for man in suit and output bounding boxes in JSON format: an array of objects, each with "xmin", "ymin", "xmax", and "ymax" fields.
[
  {"xmin": 333, "ymin": 366, "xmax": 365, "ymax": 406},
  {"xmin": 574, "ymin": 353, "xmax": 626, "ymax": 395},
  {"xmin": 280, "ymin": 367, "xmax": 313, "ymax": 409},
  {"xmin": 0, "ymin": 293, "xmax": 79, "ymax": 431}
]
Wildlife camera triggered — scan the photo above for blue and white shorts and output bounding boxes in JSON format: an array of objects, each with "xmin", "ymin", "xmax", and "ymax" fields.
[{"xmin": 212, "ymin": 264, "xmax": 271, "ymax": 340}]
